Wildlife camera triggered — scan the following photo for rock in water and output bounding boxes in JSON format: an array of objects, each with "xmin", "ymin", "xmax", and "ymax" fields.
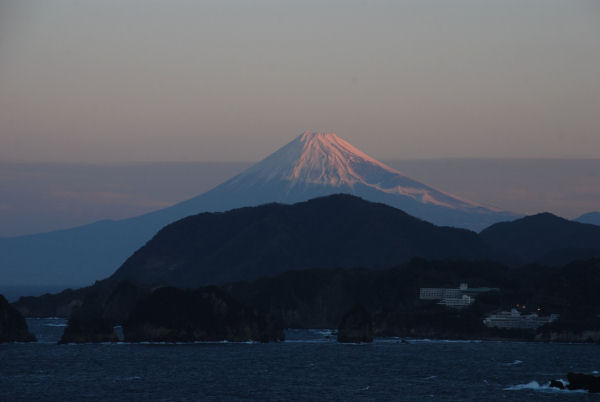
[
  {"xmin": 59, "ymin": 307, "xmax": 118, "ymax": 344},
  {"xmin": 59, "ymin": 291, "xmax": 119, "ymax": 344},
  {"xmin": 567, "ymin": 372, "xmax": 600, "ymax": 393},
  {"xmin": 0, "ymin": 294, "xmax": 36, "ymax": 342},
  {"xmin": 59, "ymin": 314, "xmax": 118, "ymax": 344},
  {"xmin": 337, "ymin": 305, "xmax": 373, "ymax": 343},
  {"xmin": 549, "ymin": 379, "xmax": 565, "ymax": 390},
  {"xmin": 123, "ymin": 286, "xmax": 284, "ymax": 343}
]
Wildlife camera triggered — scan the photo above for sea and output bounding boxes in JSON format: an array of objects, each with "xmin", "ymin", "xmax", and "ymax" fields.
[{"xmin": 1, "ymin": 318, "xmax": 599, "ymax": 401}]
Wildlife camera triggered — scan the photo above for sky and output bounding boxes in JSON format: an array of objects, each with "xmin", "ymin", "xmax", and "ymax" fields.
[
  {"xmin": 1, "ymin": 1, "xmax": 600, "ymax": 237},
  {"xmin": 1, "ymin": 159, "xmax": 599, "ymax": 237},
  {"xmin": 1, "ymin": 0, "xmax": 599, "ymax": 163}
]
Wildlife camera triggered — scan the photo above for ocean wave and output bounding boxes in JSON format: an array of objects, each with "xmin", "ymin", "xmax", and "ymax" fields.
[
  {"xmin": 504, "ymin": 380, "xmax": 586, "ymax": 394},
  {"xmin": 284, "ymin": 339, "xmax": 331, "ymax": 343},
  {"xmin": 503, "ymin": 360, "xmax": 523, "ymax": 366},
  {"xmin": 311, "ymin": 329, "xmax": 334, "ymax": 335},
  {"xmin": 408, "ymin": 339, "xmax": 483, "ymax": 344}
]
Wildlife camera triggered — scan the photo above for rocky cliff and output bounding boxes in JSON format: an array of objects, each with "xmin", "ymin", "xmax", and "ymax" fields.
[
  {"xmin": 0, "ymin": 294, "xmax": 36, "ymax": 342},
  {"xmin": 123, "ymin": 286, "xmax": 284, "ymax": 343}
]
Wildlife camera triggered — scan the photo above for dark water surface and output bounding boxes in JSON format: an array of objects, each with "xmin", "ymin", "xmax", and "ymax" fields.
[{"xmin": 1, "ymin": 319, "xmax": 599, "ymax": 401}]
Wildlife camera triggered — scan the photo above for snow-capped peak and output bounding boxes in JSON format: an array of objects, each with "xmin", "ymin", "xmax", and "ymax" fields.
[
  {"xmin": 288, "ymin": 132, "xmax": 398, "ymax": 185},
  {"xmin": 226, "ymin": 131, "xmax": 488, "ymax": 211}
]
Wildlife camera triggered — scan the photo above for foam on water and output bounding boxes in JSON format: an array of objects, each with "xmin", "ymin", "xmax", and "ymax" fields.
[
  {"xmin": 505, "ymin": 380, "xmax": 586, "ymax": 394},
  {"xmin": 408, "ymin": 338, "xmax": 484, "ymax": 344}
]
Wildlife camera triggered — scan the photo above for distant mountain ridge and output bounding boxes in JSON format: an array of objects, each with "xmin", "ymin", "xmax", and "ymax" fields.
[
  {"xmin": 0, "ymin": 132, "xmax": 516, "ymax": 286},
  {"xmin": 576, "ymin": 212, "xmax": 600, "ymax": 226}
]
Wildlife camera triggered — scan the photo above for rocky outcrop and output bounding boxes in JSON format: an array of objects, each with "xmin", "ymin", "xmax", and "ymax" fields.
[
  {"xmin": 337, "ymin": 305, "xmax": 373, "ymax": 343},
  {"xmin": 123, "ymin": 287, "xmax": 284, "ymax": 343},
  {"xmin": 567, "ymin": 373, "xmax": 600, "ymax": 392},
  {"xmin": 59, "ymin": 313, "xmax": 118, "ymax": 344},
  {"xmin": 58, "ymin": 290, "xmax": 119, "ymax": 344},
  {"xmin": 550, "ymin": 373, "xmax": 600, "ymax": 392},
  {"xmin": 0, "ymin": 294, "xmax": 36, "ymax": 342}
]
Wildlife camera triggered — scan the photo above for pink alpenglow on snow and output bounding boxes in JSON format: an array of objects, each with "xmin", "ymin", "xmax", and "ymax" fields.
[{"xmin": 228, "ymin": 132, "xmax": 492, "ymax": 211}]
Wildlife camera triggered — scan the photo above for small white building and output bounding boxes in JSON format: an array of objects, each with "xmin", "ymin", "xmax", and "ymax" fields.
[
  {"xmin": 419, "ymin": 283, "xmax": 475, "ymax": 309},
  {"xmin": 439, "ymin": 294, "xmax": 474, "ymax": 309},
  {"xmin": 419, "ymin": 287, "xmax": 462, "ymax": 300}
]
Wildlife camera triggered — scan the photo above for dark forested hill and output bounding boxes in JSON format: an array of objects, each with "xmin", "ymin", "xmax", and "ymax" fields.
[
  {"xmin": 480, "ymin": 213, "xmax": 600, "ymax": 265},
  {"xmin": 110, "ymin": 194, "xmax": 490, "ymax": 287}
]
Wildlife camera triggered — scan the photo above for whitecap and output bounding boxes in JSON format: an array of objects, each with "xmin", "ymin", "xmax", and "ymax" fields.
[
  {"xmin": 504, "ymin": 380, "xmax": 586, "ymax": 394},
  {"xmin": 408, "ymin": 338, "xmax": 483, "ymax": 344},
  {"xmin": 284, "ymin": 339, "xmax": 330, "ymax": 344}
]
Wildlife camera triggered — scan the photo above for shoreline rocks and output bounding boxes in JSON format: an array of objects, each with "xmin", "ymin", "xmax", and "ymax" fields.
[
  {"xmin": 0, "ymin": 294, "xmax": 36, "ymax": 342},
  {"xmin": 337, "ymin": 305, "xmax": 373, "ymax": 343},
  {"xmin": 59, "ymin": 314, "xmax": 118, "ymax": 344},
  {"xmin": 123, "ymin": 286, "xmax": 284, "ymax": 343},
  {"xmin": 58, "ymin": 290, "xmax": 120, "ymax": 344},
  {"xmin": 567, "ymin": 372, "xmax": 600, "ymax": 393},
  {"xmin": 550, "ymin": 372, "xmax": 600, "ymax": 393}
]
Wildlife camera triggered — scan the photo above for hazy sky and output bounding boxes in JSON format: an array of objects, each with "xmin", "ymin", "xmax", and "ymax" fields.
[
  {"xmin": 1, "ymin": 0, "xmax": 599, "ymax": 163},
  {"xmin": 2, "ymin": 159, "xmax": 599, "ymax": 237}
]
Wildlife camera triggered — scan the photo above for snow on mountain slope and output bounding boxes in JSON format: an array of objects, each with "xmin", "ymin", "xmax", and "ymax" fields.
[{"xmin": 225, "ymin": 132, "xmax": 486, "ymax": 211}]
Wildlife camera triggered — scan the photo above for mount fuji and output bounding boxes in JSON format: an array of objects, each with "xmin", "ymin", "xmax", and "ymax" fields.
[
  {"xmin": 208, "ymin": 132, "xmax": 508, "ymax": 225},
  {"xmin": 0, "ymin": 132, "xmax": 516, "ymax": 287}
]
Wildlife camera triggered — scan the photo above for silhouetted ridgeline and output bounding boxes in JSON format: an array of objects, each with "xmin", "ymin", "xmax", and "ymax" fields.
[
  {"xmin": 108, "ymin": 195, "xmax": 600, "ymax": 287},
  {"xmin": 481, "ymin": 212, "xmax": 600, "ymax": 265},
  {"xmin": 110, "ymin": 194, "xmax": 488, "ymax": 287}
]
